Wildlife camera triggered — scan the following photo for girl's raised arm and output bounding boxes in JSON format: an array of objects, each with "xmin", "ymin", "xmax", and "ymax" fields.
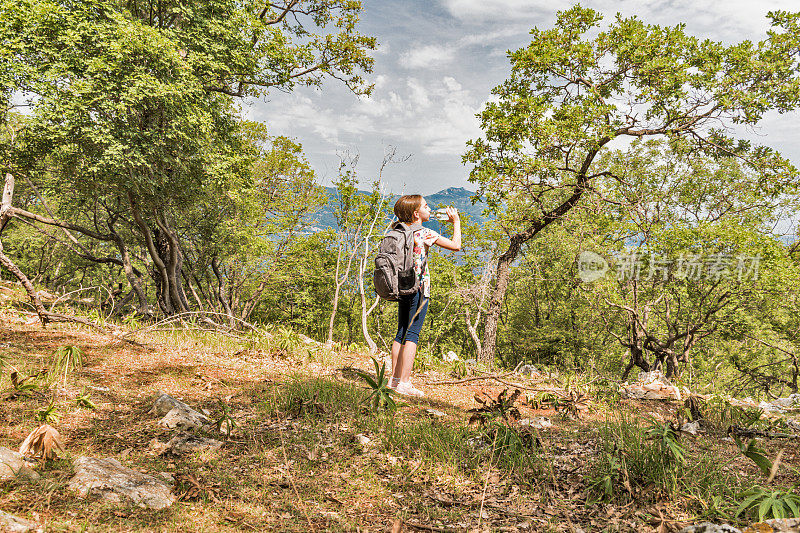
[{"xmin": 434, "ymin": 207, "xmax": 461, "ymax": 251}]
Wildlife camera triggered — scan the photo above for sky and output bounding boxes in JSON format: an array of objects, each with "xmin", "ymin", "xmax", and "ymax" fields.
[{"xmin": 245, "ymin": 0, "xmax": 800, "ymax": 195}]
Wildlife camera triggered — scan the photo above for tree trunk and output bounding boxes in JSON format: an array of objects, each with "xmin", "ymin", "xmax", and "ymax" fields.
[
  {"xmin": 621, "ymin": 346, "xmax": 650, "ymax": 381},
  {"xmin": 108, "ymin": 226, "xmax": 151, "ymax": 317},
  {"xmin": 211, "ymin": 256, "xmax": 234, "ymax": 326},
  {"xmin": 479, "ymin": 240, "xmax": 520, "ymax": 363},
  {"xmin": 130, "ymin": 192, "xmax": 174, "ymax": 314},
  {"xmin": 357, "ymin": 242, "xmax": 378, "ymax": 354},
  {"xmin": 0, "ymin": 173, "xmax": 49, "ymax": 325},
  {"xmin": 153, "ymin": 215, "xmax": 190, "ymax": 313},
  {"xmin": 465, "ymin": 307, "xmax": 482, "ymax": 355},
  {"xmin": 477, "ymin": 142, "xmax": 606, "ymax": 364}
]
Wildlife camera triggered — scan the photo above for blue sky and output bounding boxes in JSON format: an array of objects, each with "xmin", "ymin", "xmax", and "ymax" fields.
[{"xmin": 245, "ymin": 0, "xmax": 800, "ymax": 195}]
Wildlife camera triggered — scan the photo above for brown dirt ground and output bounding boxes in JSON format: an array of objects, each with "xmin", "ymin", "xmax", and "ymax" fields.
[{"xmin": 1, "ymin": 304, "xmax": 798, "ymax": 532}]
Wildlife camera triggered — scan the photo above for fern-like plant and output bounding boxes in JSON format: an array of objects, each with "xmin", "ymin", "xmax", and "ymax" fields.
[
  {"xmin": 355, "ymin": 357, "xmax": 396, "ymax": 413},
  {"xmin": 733, "ymin": 435, "xmax": 772, "ymax": 476},
  {"xmin": 735, "ymin": 485, "xmax": 800, "ymax": 521},
  {"xmin": 75, "ymin": 389, "xmax": 97, "ymax": 409},
  {"xmin": 49, "ymin": 345, "xmax": 84, "ymax": 386},
  {"xmin": 644, "ymin": 420, "xmax": 685, "ymax": 465},
  {"xmin": 276, "ymin": 326, "xmax": 301, "ymax": 357},
  {"xmin": 36, "ymin": 401, "xmax": 61, "ymax": 425},
  {"xmin": 11, "ymin": 371, "xmax": 40, "ymax": 393}
]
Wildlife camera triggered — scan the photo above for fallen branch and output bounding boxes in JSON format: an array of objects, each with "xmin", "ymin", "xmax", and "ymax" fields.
[
  {"xmin": 122, "ymin": 311, "xmax": 262, "ymax": 339},
  {"xmin": 475, "ymin": 371, "xmax": 566, "ymax": 395},
  {"xmin": 401, "ymin": 521, "xmax": 455, "ymax": 533},
  {"xmin": 729, "ymin": 425, "xmax": 800, "ymax": 440},
  {"xmin": 430, "ymin": 372, "xmax": 515, "ymax": 385}
]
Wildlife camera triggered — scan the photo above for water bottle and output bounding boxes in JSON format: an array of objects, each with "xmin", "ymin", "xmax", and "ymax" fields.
[{"xmin": 435, "ymin": 208, "xmax": 450, "ymax": 221}]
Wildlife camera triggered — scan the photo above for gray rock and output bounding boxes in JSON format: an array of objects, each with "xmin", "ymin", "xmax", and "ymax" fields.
[
  {"xmin": 0, "ymin": 510, "xmax": 41, "ymax": 533},
  {"xmin": 765, "ymin": 518, "xmax": 800, "ymax": 532},
  {"xmin": 158, "ymin": 405, "xmax": 210, "ymax": 431},
  {"xmin": 443, "ymin": 351, "xmax": 459, "ymax": 362},
  {"xmin": 149, "ymin": 392, "xmax": 195, "ymax": 417},
  {"xmin": 518, "ymin": 364, "xmax": 539, "ymax": 376},
  {"xmin": 425, "ymin": 408, "xmax": 446, "ymax": 417},
  {"xmin": 759, "ymin": 400, "xmax": 785, "ymax": 413},
  {"xmin": 68, "ymin": 457, "xmax": 175, "ymax": 510},
  {"xmin": 0, "ymin": 447, "xmax": 39, "ymax": 482},
  {"xmin": 679, "ymin": 523, "xmax": 741, "ymax": 533},
  {"xmin": 161, "ymin": 433, "xmax": 222, "ymax": 456},
  {"xmin": 519, "ymin": 417, "xmax": 552, "ymax": 429},
  {"xmin": 772, "ymin": 394, "xmax": 800, "ymax": 409},
  {"xmin": 680, "ymin": 421, "xmax": 701, "ymax": 435}
]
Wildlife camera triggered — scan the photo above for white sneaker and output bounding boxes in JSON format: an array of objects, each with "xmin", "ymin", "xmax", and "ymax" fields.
[{"xmin": 395, "ymin": 381, "xmax": 424, "ymax": 397}]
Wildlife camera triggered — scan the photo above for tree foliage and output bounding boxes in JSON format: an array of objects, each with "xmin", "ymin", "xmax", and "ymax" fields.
[{"xmin": 465, "ymin": 6, "xmax": 800, "ymax": 363}]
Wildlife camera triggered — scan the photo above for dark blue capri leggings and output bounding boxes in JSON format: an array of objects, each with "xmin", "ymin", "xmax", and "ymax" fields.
[{"xmin": 394, "ymin": 291, "xmax": 429, "ymax": 345}]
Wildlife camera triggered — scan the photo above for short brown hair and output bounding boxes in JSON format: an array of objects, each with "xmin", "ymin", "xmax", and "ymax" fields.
[{"xmin": 394, "ymin": 194, "xmax": 423, "ymax": 223}]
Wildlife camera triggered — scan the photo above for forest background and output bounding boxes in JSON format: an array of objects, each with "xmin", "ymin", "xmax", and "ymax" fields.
[{"xmin": 2, "ymin": 0, "xmax": 800, "ymax": 400}]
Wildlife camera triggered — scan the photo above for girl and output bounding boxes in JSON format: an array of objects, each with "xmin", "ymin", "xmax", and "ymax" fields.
[{"xmin": 390, "ymin": 195, "xmax": 461, "ymax": 397}]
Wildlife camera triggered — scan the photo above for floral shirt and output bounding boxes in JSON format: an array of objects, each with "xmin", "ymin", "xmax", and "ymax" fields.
[{"xmin": 413, "ymin": 227, "xmax": 440, "ymax": 297}]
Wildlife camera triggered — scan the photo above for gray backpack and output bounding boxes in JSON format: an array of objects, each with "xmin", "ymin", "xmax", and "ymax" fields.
[{"xmin": 373, "ymin": 221, "xmax": 424, "ymax": 301}]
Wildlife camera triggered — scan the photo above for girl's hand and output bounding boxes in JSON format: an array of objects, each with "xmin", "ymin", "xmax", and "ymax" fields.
[{"xmin": 446, "ymin": 207, "xmax": 460, "ymax": 223}]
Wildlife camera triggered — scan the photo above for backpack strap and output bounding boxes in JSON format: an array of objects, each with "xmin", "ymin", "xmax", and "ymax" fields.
[{"xmin": 392, "ymin": 221, "xmax": 427, "ymax": 280}]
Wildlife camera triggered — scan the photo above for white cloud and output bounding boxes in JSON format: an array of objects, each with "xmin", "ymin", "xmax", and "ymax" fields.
[
  {"xmin": 443, "ymin": 77, "xmax": 462, "ymax": 92},
  {"xmin": 406, "ymin": 78, "xmax": 431, "ymax": 108},
  {"xmin": 399, "ymin": 44, "xmax": 456, "ymax": 69},
  {"xmin": 438, "ymin": 0, "xmax": 798, "ymax": 41}
]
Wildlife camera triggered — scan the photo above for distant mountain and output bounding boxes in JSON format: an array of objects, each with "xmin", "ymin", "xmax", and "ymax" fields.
[{"xmin": 307, "ymin": 186, "xmax": 490, "ymax": 232}]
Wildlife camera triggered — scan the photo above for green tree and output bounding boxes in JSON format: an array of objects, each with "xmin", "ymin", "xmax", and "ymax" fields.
[
  {"xmin": 0, "ymin": 0, "xmax": 375, "ymax": 317},
  {"xmin": 465, "ymin": 6, "xmax": 800, "ymax": 363}
]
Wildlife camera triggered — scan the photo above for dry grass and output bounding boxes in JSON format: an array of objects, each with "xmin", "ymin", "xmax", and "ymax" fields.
[{"xmin": 0, "ymin": 295, "xmax": 799, "ymax": 532}]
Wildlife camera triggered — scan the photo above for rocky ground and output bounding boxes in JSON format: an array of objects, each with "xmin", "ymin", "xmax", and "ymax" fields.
[{"xmin": 1, "ymin": 300, "xmax": 799, "ymax": 532}]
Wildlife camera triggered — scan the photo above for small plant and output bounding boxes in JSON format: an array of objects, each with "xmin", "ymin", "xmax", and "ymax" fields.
[
  {"xmin": 732, "ymin": 435, "xmax": 772, "ymax": 476},
  {"xmin": 587, "ymin": 452, "xmax": 625, "ymax": 503},
  {"xmin": 11, "ymin": 371, "xmax": 41, "ymax": 393},
  {"xmin": 49, "ymin": 345, "xmax": 84, "ymax": 386},
  {"xmin": 86, "ymin": 309, "xmax": 106, "ymax": 326},
  {"xmin": 468, "ymin": 389, "xmax": 522, "ymax": 426},
  {"xmin": 355, "ymin": 357, "xmax": 396, "ymax": 413},
  {"xmin": 554, "ymin": 390, "xmax": 589, "ymax": 419},
  {"xmin": 412, "ymin": 350, "xmax": 433, "ymax": 373},
  {"xmin": 122, "ymin": 313, "xmax": 141, "ymax": 330},
  {"xmin": 276, "ymin": 326, "xmax": 301, "ymax": 357},
  {"xmin": 36, "ymin": 401, "xmax": 61, "ymax": 425},
  {"xmin": 593, "ymin": 414, "xmax": 690, "ymax": 499},
  {"xmin": 735, "ymin": 485, "xmax": 800, "ymax": 521},
  {"xmin": 468, "ymin": 390, "xmax": 538, "ymax": 469},
  {"xmin": 703, "ymin": 395, "xmax": 766, "ymax": 432},
  {"xmin": 75, "ymin": 389, "xmax": 97, "ymax": 409},
  {"xmin": 450, "ymin": 358, "xmax": 468, "ymax": 379},
  {"xmin": 528, "ymin": 391, "xmax": 558, "ymax": 410},
  {"xmin": 644, "ymin": 420, "xmax": 685, "ymax": 465},
  {"xmin": 215, "ymin": 398, "xmax": 237, "ymax": 437},
  {"xmin": 346, "ymin": 342, "xmax": 362, "ymax": 354}
]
